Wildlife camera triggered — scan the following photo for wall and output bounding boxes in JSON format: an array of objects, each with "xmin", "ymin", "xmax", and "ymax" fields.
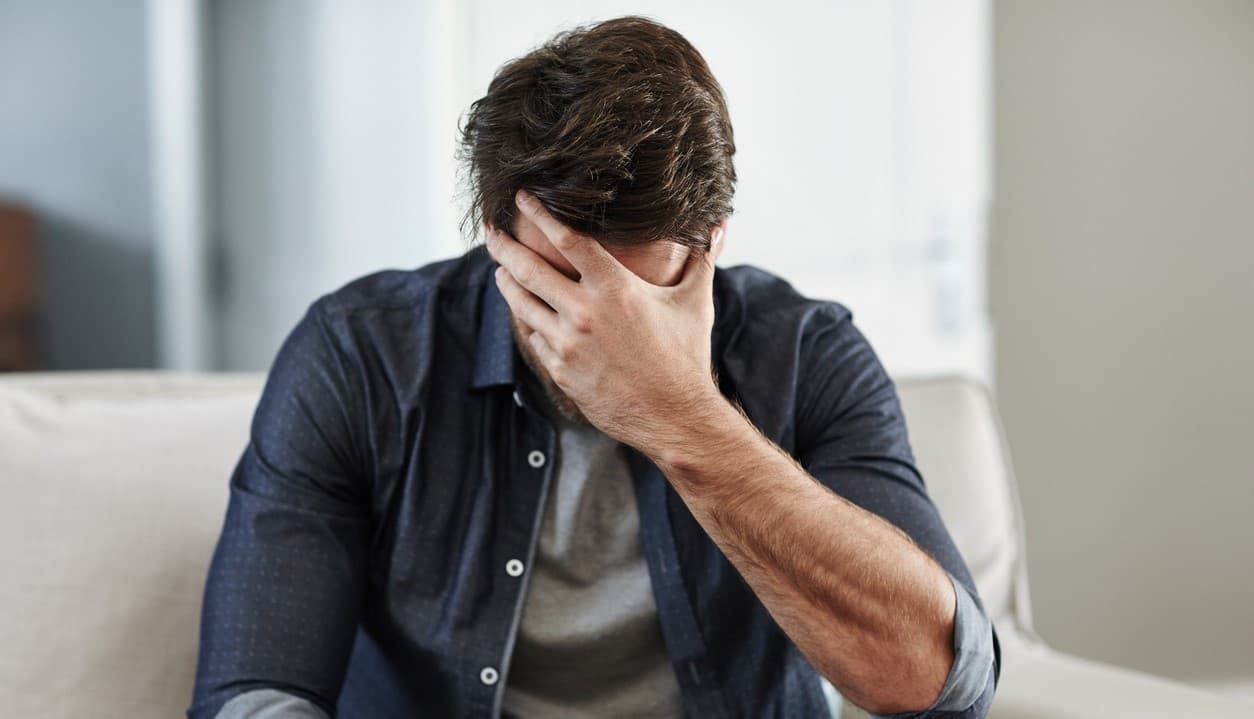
[
  {"xmin": 201, "ymin": 0, "xmax": 992, "ymax": 378},
  {"xmin": 992, "ymin": 0, "xmax": 1254, "ymax": 682},
  {"xmin": 0, "ymin": 0, "xmax": 155, "ymax": 369},
  {"xmin": 208, "ymin": 0, "xmax": 466, "ymax": 370},
  {"xmin": 459, "ymin": 0, "xmax": 992, "ymax": 383},
  {"xmin": 0, "ymin": 1, "xmax": 992, "ymax": 380}
]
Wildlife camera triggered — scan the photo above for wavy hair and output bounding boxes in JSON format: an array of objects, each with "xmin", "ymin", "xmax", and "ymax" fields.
[{"xmin": 458, "ymin": 16, "xmax": 736, "ymax": 250}]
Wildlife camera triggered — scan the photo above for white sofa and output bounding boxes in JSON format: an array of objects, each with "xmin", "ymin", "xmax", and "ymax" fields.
[{"xmin": 0, "ymin": 372, "xmax": 1250, "ymax": 719}]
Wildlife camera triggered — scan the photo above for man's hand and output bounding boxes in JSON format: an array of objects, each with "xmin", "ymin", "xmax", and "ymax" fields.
[{"xmin": 484, "ymin": 189, "xmax": 726, "ymax": 458}]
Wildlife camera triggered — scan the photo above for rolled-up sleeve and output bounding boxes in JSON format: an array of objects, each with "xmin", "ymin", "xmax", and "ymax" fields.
[
  {"xmin": 919, "ymin": 575, "xmax": 998, "ymax": 713},
  {"xmin": 188, "ymin": 300, "xmax": 372, "ymax": 719},
  {"xmin": 864, "ymin": 574, "xmax": 998, "ymax": 719},
  {"xmin": 794, "ymin": 305, "xmax": 1000, "ymax": 718},
  {"xmin": 215, "ymin": 689, "xmax": 332, "ymax": 719}
]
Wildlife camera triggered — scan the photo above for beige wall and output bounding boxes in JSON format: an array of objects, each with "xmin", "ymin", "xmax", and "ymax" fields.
[{"xmin": 992, "ymin": 0, "xmax": 1254, "ymax": 682}]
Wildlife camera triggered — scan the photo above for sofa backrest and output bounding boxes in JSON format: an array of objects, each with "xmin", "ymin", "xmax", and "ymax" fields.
[
  {"xmin": 895, "ymin": 377, "xmax": 1033, "ymax": 638},
  {"xmin": 0, "ymin": 373, "xmax": 262, "ymax": 719},
  {"xmin": 0, "ymin": 372, "xmax": 1028, "ymax": 718}
]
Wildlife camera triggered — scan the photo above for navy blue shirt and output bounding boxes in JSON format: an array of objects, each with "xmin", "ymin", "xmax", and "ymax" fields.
[{"xmin": 189, "ymin": 246, "xmax": 1000, "ymax": 718}]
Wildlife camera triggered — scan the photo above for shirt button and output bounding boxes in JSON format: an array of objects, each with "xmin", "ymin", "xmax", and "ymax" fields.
[
  {"xmin": 505, "ymin": 558, "xmax": 524, "ymax": 577},
  {"xmin": 480, "ymin": 666, "xmax": 499, "ymax": 686},
  {"xmin": 527, "ymin": 450, "xmax": 546, "ymax": 468}
]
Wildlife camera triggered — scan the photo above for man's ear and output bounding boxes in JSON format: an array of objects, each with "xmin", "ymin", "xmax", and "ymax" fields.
[{"xmin": 709, "ymin": 219, "xmax": 729, "ymax": 262}]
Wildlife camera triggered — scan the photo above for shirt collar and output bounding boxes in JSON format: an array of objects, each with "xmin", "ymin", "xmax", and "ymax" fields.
[{"xmin": 470, "ymin": 265, "xmax": 520, "ymax": 391}]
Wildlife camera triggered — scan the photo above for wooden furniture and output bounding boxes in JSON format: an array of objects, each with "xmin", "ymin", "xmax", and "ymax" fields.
[{"xmin": 0, "ymin": 202, "xmax": 39, "ymax": 371}]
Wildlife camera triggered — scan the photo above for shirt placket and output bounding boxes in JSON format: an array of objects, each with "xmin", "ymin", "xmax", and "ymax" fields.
[
  {"xmin": 627, "ymin": 447, "xmax": 733, "ymax": 719},
  {"xmin": 480, "ymin": 387, "xmax": 558, "ymax": 718}
]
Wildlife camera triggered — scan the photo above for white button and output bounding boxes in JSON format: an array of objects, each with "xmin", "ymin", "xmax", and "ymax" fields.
[
  {"xmin": 480, "ymin": 666, "xmax": 499, "ymax": 686},
  {"xmin": 505, "ymin": 559, "xmax": 524, "ymax": 577},
  {"xmin": 527, "ymin": 450, "xmax": 546, "ymax": 468},
  {"xmin": 512, "ymin": 390, "xmax": 523, "ymax": 407}
]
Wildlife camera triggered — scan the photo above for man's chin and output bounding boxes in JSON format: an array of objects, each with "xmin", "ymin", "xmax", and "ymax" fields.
[
  {"xmin": 546, "ymin": 389, "xmax": 589, "ymax": 426},
  {"xmin": 511, "ymin": 320, "xmax": 590, "ymax": 426}
]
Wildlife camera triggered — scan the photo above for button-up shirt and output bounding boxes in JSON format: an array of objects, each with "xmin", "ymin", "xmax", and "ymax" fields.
[{"xmin": 189, "ymin": 246, "xmax": 1000, "ymax": 718}]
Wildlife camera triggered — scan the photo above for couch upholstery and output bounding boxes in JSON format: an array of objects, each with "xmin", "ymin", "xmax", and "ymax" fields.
[{"xmin": 0, "ymin": 372, "xmax": 1250, "ymax": 718}]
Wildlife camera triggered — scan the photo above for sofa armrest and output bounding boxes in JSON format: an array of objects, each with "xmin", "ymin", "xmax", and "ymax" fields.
[
  {"xmin": 832, "ymin": 632, "xmax": 1254, "ymax": 719},
  {"xmin": 989, "ymin": 634, "xmax": 1254, "ymax": 719}
]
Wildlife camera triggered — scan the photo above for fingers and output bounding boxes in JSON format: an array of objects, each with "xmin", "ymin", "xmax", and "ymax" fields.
[
  {"xmin": 525, "ymin": 329, "xmax": 563, "ymax": 376},
  {"xmin": 514, "ymin": 189, "xmax": 622, "ymax": 284},
  {"xmin": 494, "ymin": 266, "xmax": 560, "ymax": 338},
  {"xmin": 485, "ymin": 226, "xmax": 579, "ymax": 314}
]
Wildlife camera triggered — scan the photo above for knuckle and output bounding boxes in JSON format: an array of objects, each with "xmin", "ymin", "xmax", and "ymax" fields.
[
  {"xmin": 554, "ymin": 339, "xmax": 577, "ymax": 363},
  {"xmin": 570, "ymin": 309, "xmax": 594, "ymax": 333},
  {"xmin": 547, "ymin": 365, "xmax": 568, "ymax": 387},
  {"xmin": 523, "ymin": 306, "xmax": 544, "ymax": 328},
  {"xmin": 516, "ymin": 262, "xmax": 538, "ymax": 287}
]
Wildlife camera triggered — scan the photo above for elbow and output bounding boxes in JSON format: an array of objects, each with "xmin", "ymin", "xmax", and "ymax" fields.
[
  {"xmin": 826, "ymin": 639, "xmax": 953, "ymax": 716},
  {"xmin": 859, "ymin": 651, "xmax": 998, "ymax": 719},
  {"xmin": 869, "ymin": 618, "xmax": 958, "ymax": 714},
  {"xmin": 825, "ymin": 574, "xmax": 1000, "ymax": 717},
  {"xmin": 846, "ymin": 627, "xmax": 996, "ymax": 718},
  {"xmin": 857, "ymin": 656, "xmax": 953, "ymax": 716},
  {"xmin": 859, "ymin": 575, "xmax": 999, "ymax": 717},
  {"xmin": 858, "ymin": 680, "xmax": 995, "ymax": 719}
]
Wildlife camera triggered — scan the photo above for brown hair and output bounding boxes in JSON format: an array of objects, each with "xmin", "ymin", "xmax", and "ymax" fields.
[{"xmin": 458, "ymin": 15, "xmax": 736, "ymax": 251}]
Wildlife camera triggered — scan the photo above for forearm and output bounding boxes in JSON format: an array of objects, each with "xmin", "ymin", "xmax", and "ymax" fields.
[{"xmin": 649, "ymin": 395, "xmax": 958, "ymax": 715}]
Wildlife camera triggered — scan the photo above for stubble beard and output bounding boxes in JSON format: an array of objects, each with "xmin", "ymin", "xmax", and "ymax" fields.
[{"xmin": 510, "ymin": 316, "xmax": 590, "ymax": 426}]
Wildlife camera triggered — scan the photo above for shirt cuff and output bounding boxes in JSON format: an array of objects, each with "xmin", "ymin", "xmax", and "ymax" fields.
[
  {"xmin": 213, "ymin": 689, "xmax": 331, "ymax": 719},
  {"xmin": 923, "ymin": 572, "xmax": 996, "ymax": 713},
  {"xmin": 871, "ymin": 573, "xmax": 995, "ymax": 718}
]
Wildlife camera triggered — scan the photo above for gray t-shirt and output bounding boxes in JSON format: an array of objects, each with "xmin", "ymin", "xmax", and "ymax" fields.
[{"xmin": 501, "ymin": 371, "xmax": 685, "ymax": 718}]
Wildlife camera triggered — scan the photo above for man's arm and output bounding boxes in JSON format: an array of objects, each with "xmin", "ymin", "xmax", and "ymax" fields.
[
  {"xmin": 485, "ymin": 190, "xmax": 996, "ymax": 717},
  {"xmin": 648, "ymin": 380, "xmax": 993, "ymax": 716},
  {"xmin": 188, "ymin": 300, "xmax": 370, "ymax": 719}
]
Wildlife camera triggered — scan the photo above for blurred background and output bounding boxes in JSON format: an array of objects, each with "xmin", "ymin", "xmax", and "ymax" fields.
[{"xmin": 1, "ymin": 0, "xmax": 1250, "ymax": 701}]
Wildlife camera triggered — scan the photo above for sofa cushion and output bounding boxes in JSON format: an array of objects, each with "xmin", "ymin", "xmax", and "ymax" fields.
[{"xmin": 0, "ymin": 372, "xmax": 263, "ymax": 719}]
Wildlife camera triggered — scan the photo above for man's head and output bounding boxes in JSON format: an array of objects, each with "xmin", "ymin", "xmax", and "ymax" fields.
[
  {"xmin": 459, "ymin": 16, "xmax": 736, "ymax": 423},
  {"xmin": 458, "ymin": 15, "xmax": 736, "ymax": 250}
]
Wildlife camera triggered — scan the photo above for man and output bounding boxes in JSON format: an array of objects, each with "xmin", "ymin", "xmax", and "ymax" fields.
[{"xmin": 190, "ymin": 15, "xmax": 998, "ymax": 719}]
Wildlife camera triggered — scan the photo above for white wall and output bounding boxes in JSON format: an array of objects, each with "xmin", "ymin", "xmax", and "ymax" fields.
[
  {"xmin": 992, "ymin": 0, "xmax": 1254, "ymax": 683},
  {"xmin": 209, "ymin": 0, "xmax": 466, "ymax": 370},
  {"xmin": 199, "ymin": 0, "xmax": 991, "ymax": 377},
  {"xmin": 459, "ymin": 0, "xmax": 992, "ymax": 381}
]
